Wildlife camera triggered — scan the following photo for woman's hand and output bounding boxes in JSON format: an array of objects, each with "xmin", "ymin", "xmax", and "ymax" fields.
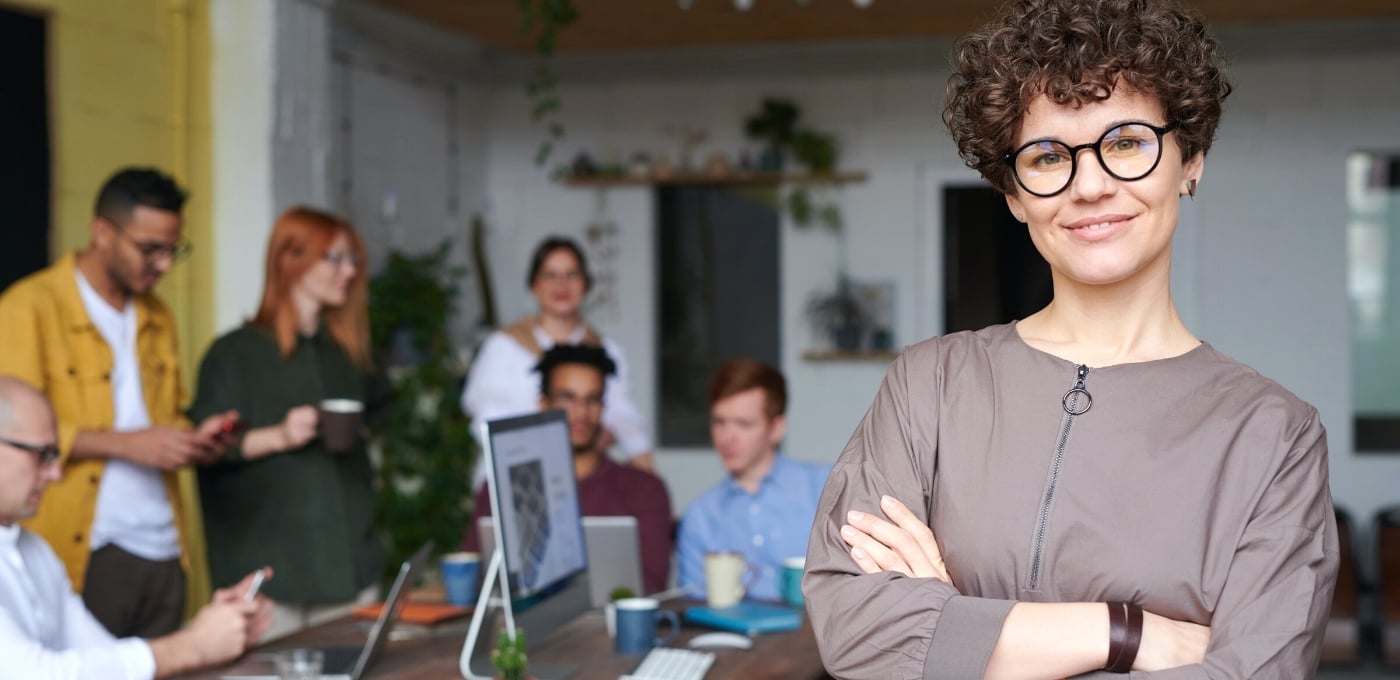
[
  {"xmin": 279, "ymin": 405, "xmax": 319, "ymax": 450},
  {"xmin": 840, "ymin": 494, "xmax": 951, "ymax": 582},
  {"xmin": 1135, "ymin": 611, "xmax": 1211, "ymax": 671}
]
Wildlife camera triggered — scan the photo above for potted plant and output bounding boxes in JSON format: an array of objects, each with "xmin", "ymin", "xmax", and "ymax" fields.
[
  {"xmin": 368, "ymin": 241, "xmax": 477, "ymax": 584},
  {"xmin": 805, "ymin": 277, "xmax": 871, "ymax": 352},
  {"xmin": 744, "ymin": 98, "xmax": 799, "ymax": 171},
  {"xmin": 491, "ymin": 629, "xmax": 530, "ymax": 680}
]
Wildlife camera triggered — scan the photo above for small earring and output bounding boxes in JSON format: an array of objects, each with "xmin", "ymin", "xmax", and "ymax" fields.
[
  {"xmin": 1013, "ymin": 213, "xmax": 1025, "ymax": 222},
  {"xmin": 1186, "ymin": 179, "xmax": 1198, "ymax": 199}
]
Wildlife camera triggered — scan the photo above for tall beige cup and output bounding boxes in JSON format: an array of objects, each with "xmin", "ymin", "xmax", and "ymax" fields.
[
  {"xmin": 703, "ymin": 551, "xmax": 748, "ymax": 608},
  {"xmin": 319, "ymin": 398, "xmax": 363, "ymax": 453}
]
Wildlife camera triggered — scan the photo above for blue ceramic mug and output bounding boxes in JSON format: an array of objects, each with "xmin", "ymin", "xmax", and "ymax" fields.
[
  {"xmin": 441, "ymin": 552, "xmax": 481, "ymax": 606},
  {"xmin": 613, "ymin": 597, "xmax": 680, "ymax": 655}
]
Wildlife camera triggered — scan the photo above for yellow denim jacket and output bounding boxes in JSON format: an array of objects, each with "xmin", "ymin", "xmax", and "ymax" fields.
[{"xmin": 0, "ymin": 253, "xmax": 192, "ymax": 589}]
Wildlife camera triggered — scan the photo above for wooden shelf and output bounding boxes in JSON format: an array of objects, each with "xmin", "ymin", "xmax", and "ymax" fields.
[
  {"xmin": 561, "ymin": 170, "xmax": 868, "ymax": 188},
  {"xmin": 802, "ymin": 349, "xmax": 899, "ymax": 363}
]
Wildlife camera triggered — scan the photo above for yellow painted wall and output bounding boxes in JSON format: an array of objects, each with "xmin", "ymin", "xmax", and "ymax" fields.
[{"xmin": 6, "ymin": 0, "xmax": 214, "ymax": 613}]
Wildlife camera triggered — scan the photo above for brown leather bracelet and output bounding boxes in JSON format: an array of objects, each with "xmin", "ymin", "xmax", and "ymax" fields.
[
  {"xmin": 1109, "ymin": 602, "xmax": 1144, "ymax": 673},
  {"xmin": 1106, "ymin": 601, "xmax": 1127, "ymax": 671}
]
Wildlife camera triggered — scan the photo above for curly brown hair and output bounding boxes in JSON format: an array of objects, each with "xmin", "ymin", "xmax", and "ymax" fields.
[{"xmin": 943, "ymin": 0, "xmax": 1232, "ymax": 194}]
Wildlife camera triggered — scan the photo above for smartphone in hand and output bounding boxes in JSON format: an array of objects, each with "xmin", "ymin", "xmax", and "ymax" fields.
[
  {"xmin": 243, "ymin": 569, "xmax": 266, "ymax": 602},
  {"xmin": 221, "ymin": 419, "xmax": 250, "ymax": 435}
]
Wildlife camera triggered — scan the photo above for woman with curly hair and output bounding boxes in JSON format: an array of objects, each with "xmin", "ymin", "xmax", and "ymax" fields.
[{"xmin": 804, "ymin": 0, "xmax": 1337, "ymax": 677}]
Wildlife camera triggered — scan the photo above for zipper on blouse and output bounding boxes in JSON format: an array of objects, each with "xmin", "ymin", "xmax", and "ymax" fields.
[{"xmin": 1028, "ymin": 364, "xmax": 1092, "ymax": 590}]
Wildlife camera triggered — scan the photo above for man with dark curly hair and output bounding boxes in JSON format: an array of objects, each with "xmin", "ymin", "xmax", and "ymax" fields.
[{"xmin": 805, "ymin": 0, "xmax": 1337, "ymax": 677}]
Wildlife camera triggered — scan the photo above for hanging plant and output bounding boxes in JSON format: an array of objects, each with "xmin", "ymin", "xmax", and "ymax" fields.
[
  {"xmin": 519, "ymin": 0, "xmax": 579, "ymax": 166},
  {"xmin": 742, "ymin": 97, "xmax": 844, "ymax": 231}
]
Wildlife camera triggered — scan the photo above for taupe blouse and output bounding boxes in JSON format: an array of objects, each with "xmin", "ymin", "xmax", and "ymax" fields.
[{"xmin": 804, "ymin": 323, "xmax": 1337, "ymax": 679}]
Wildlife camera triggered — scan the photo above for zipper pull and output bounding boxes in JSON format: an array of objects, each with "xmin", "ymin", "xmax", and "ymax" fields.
[{"xmin": 1062, "ymin": 364, "xmax": 1092, "ymax": 415}]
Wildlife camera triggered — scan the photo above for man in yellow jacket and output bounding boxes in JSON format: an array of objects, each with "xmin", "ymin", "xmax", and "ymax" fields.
[{"xmin": 0, "ymin": 167, "xmax": 238, "ymax": 638}]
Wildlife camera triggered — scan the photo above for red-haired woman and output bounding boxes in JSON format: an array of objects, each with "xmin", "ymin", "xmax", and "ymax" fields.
[{"xmin": 189, "ymin": 206, "xmax": 387, "ymax": 640}]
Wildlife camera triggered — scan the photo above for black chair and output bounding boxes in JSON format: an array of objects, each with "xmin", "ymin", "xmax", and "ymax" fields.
[
  {"xmin": 1379, "ymin": 506, "xmax": 1400, "ymax": 668},
  {"xmin": 1322, "ymin": 507, "xmax": 1361, "ymax": 663}
]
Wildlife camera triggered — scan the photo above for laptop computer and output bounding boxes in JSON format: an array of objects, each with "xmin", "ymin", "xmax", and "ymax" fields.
[
  {"xmin": 478, "ymin": 515, "xmax": 644, "ymax": 607},
  {"xmin": 223, "ymin": 542, "xmax": 432, "ymax": 680}
]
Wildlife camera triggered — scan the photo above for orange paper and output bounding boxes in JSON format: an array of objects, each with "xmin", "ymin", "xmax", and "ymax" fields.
[{"xmin": 351, "ymin": 601, "xmax": 470, "ymax": 625}]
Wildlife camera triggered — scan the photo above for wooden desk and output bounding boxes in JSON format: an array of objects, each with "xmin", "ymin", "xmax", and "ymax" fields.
[{"xmin": 192, "ymin": 601, "xmax": 831, "ymax": 679}]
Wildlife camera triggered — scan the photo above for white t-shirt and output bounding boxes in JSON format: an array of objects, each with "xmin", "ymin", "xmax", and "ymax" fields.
[
  {"xmin": 74, "ymin": 272, "xmax": 180, "ymax": 562},
  {"xmin": 0, "ymin": 523, "xmax": 155, "ymax": 679}
]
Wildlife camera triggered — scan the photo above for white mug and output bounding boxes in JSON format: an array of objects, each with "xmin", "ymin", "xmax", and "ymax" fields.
[{"xmin": 703, "ymin": 551, "xmax": 751, "ymax": 608}]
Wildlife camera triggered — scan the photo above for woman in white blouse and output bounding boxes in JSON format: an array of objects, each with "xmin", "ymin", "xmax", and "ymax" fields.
[{"xmin": 461, "ymin": 237, "xmax": 654, "ymax": 481}]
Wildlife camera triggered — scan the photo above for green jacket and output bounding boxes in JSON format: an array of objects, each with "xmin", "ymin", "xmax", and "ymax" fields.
[{"xmin": 189, "ymin": 324, "xmax": 387, "ymax": 604}]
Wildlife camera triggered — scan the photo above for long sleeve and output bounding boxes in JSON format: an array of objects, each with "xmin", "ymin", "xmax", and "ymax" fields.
[
  {"xmin": 461, "ymin": 333, "xmax": 537, "ymax": 428},
  {"xmin": 803, "ymin": 349, "xmax": 1015, "ymax": 680},
  {"xmin": 598, "ymin": 338, "xmax": 652, "ymax": 458},
  {"xmin": 0, "ymin": 530, "xmax": 156, "ymax": 680},
  {"xmin": 0, "ymin": 608, "xmax": 155, "ymax": 680},
  {"xmin": 188, "ymin": 333, "xmax": 252, "ymax": 465},
  {"xmin": 0, "ymin": 287, "xmax": 78, "ymax": 463},
  {"xmin": 675, "ymin": 508, "xmax": 709, "ymax": 597},
  {"xmin": 1100, "ymin": 411, "xmax": 1338, "ymax": 680},
  {"xmin": 633, "ymin": 474, "xmax": 674, "ymax": 595}
]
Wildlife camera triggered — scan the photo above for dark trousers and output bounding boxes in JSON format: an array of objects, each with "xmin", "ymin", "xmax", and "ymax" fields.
[{"xmin": 82, "ymin": 544, "xmax": 186, "ymax": 638}]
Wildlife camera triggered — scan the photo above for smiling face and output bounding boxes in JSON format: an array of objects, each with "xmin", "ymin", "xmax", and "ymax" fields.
[
  {"xmin": 1004, "ymin": 89, "xmax": 1203, "ymax": 290},
  {"xmin": 294, "ymin": 232, "xmax": 358, "ymax": 310},
  {"xmin": 530, "ymin": 249, "xmax": 588, "ymax": 319}
]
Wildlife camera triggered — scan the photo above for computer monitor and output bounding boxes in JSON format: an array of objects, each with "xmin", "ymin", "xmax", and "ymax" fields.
[{"xmin": 461, "ymin": 410, "xmax": 592, "ymax": 680}]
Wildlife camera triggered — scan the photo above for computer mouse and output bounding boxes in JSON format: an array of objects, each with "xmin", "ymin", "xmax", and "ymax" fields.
[{"xmin": 687, "ymin": 632, "xmax": 754, "ymax": 650}]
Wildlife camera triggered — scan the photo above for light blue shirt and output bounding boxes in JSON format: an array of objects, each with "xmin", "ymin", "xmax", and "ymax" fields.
[{"xmin": 677, "ymin": 454, "xmax": 831, "ymax": 601}]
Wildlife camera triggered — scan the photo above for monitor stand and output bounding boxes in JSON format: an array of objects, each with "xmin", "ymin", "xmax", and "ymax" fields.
[{"xmin": 459, "ymin": 549, "xmax": 588, "ymax": 680}]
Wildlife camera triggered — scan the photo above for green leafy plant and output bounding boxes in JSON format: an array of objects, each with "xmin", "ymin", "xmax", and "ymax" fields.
[
  {"xmin": 744, "ymin": 98, "xmax": 800, "ymax": 151},
  {"xmin": 743, "ymin": 97, "xmax": 844, "ymax": 231},
  {"xmin": 519, "ymin": 0, "xmax": 579, "ymax": 166},
  {"xmin": 491, "ymin": 629, "xmax": 529, "ymax": 680},
  {"xmin": 608, "ymin": 586, "xmax": 635, "ymax": 602},
  {"xmin": 368, "ymin": 242, "xmax": 476, "ymax": 583}
]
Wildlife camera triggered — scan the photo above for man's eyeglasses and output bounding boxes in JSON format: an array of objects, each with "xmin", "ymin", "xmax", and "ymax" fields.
[
  {"xmin": 547, "ymin": 392, "xmax": 604, "ymax": 411},
  {"xmin": 111, "ymin": 226, "xmax": 192, "ymax": 263},
  {"xmin": 0, "ymin": 435, "xmax": 60, "ymax": 466},
  {"xmin": 1003, "ymin": 121, "xmax": 1179, "ymax": 198}
]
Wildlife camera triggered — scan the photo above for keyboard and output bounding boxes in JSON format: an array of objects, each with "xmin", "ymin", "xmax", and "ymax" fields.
[{"xmin": 621, "ymin": 647, "xmax": 716, "ymax": 680}]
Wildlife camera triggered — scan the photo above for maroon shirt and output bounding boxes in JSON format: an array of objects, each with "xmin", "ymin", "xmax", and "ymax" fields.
[{"xmin": 463, "ymin": 457, "xmax": 674, "ymax": 594}]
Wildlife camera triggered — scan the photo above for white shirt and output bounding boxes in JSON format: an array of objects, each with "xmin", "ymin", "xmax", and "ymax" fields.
[
  {"xmin": 0, "ymin": 523, "xmax": 156, "ymax": 680},
  {"xmin": 461, "ymin": 326, "xmax": 651, "ymax": 486},
  {"xmin": 74, "ymin": 272, "xmax": 180, "ymax": 561}
]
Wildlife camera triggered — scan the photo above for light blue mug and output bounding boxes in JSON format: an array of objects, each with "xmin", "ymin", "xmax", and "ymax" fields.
[{"xmin": 613, "ymin": 597, "xmax": 680, "ymax": 655}]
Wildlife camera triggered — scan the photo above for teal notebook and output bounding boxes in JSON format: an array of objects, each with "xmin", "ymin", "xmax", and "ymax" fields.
[{"xmin": 684, "ymin": 602, "xmax": 802, "ymax": 635}]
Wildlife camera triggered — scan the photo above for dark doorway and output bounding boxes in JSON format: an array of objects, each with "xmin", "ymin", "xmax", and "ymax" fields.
[
  {"xmin": 944, "ymin": 186, "xmax": 1052, "ymax": 333},
  {"xmin": 656, "ymin": 187, "xmax": 781, "ymax": 447},
  {"xmin": 0, "ymin": 7, "xmax": 50, "ymax": 292}
]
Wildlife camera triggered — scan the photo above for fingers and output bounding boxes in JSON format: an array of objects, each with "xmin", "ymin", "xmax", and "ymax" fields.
[
  {"xmin": 879, "ymin": 495, "xmax": 950, "ymax": 581},
  {"xmin": 248, "ymin": 598, "xmax": 275, "ymax": 645},
  {"xmin": 839, "ymin": 497, "xmax": 950, "ymax": 582},
  {"xmin": 849, "ymin": 505, "xmax": 937, "ymax": 577},
  {"xmin": 840, "ymin": 516, "xmax": 913, "ymax": 577}
]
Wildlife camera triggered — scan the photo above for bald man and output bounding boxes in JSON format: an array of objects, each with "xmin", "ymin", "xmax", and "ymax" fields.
[{"xmin": 0, "ymin": 377, "xmax": 270, "ymax": 679}]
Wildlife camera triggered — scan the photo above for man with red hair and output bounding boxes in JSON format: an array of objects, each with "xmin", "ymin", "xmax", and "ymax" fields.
[
  {"xmin": 676, "ymin": 360, "xmax": 830, "ymax": 601},
  {"xmin": 0, "ymin": 168, "xmax": 238, "ymax": 638}
]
